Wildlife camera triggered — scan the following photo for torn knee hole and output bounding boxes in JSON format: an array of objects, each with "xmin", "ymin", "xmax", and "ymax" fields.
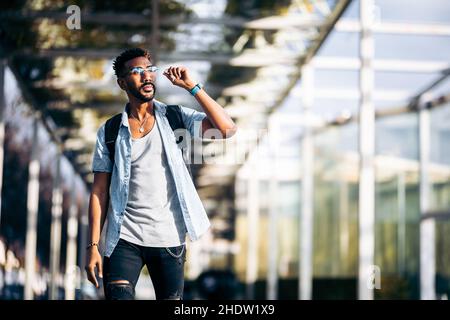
[
  {"xmin": 108, "ymin": 280, "xmax": 130, "ymax": 285},
  {"xmin": 165, "ymin": 294, "xmax": 182, "ymax": 300},
  {"xmin": 106, "ymin": 280, "xmax": 135, "ymax": 300}
]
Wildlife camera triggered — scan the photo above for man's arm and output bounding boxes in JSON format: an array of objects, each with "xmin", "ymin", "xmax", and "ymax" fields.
[
  {"xmin": 193, "ymin": 88, "xmax": 237, "ymax": 139},
  {"xmin": 85, "ymin": 172, "xmax": 111, "ymax": 288},
  {"xmin": 163, "ymin": 66, "xmax": 237, "ymax": 139}
]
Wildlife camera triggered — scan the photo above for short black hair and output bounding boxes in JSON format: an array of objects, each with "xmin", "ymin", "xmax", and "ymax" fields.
[{"xmin": 113, "ymin": 48, "xmax": 152, "ymax": 78}]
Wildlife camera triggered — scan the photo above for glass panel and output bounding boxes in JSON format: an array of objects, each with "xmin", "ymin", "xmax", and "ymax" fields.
[
  {"xmin": 376, "ymin": 112, "xmax": 419, "ymax": 160},
  {"xmin": 277, "ymin": 182, "xmax": 300, "ymax": 280},
  {"xmin": 314, "ymin": 125, "xmax": 359, "ymax": 279},
  {"xmin": 316, "ymin": 31, "xmax": 359, "ymax": 57},
  {"xmin": 312, "ymin": 98, "xmax": 358, "ymax": 119},
  {"xmin": 375, "ymin": 71, "xmax": 438, "ymax": 93},
  {"xmin": 376, "ymin": 0, "xmax": 450, "ymax": 24},
  {"xmin": 374, "ymin": 167, "xmax": 420, "ymax": 299},
  {"xmin": 314, "ymin": 69, "xmax": 359, "ymax": 89},
  {"xmin": 430, "ymin": 102, "xmax": 450, "ymax": 296},
  {"xmin": 436, "ymin": 220, "xmax": 450, "ymax": 299},
  {"xmin": 430, "ymin": 103, "xmax": 450, "ymax": 166},
  {"xmin": 374, "ymin": 34, "xmax": 450, "ymax": 61},
  {"xmin": 341, "ymin": 0, "xmax": 360, "ymax": 19}
]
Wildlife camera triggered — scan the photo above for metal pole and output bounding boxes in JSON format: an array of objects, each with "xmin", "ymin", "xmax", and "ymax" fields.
[
  {"xmin": 267, "ymin": 117, "xmax": 279, "ymax": 300},
  {"xmin": 221, "ymin": 199, "xmax": 234, "ymax": 270},
  {"xmin": 246, "ymin": 158, "xmax": 260, "ymax": 299},
  {"xmin": 299, "ymin": 64, "xmax": 314, "ymax": 300},
  {"xmin": 358, "ymin": 0, "xmax": 376, "ymax": 300},
  {"xmin": 397, "ymin": 172, "xmax": 406, "ymax": 276},
  {"xmin": 65, "ymin": 176, "xmax": 79, "ymax": 300},
  {"xmin": 0, "ymin": 59, "xmax": 6, "ymax": 227},
  {"xmin": 339, "ymin": 180, "xmax": 349, "ymax": 275},
  {"xmin": 419, "ymin": 103, "xmax": 436, "ymax": 300},
  {"xmin": 24, "ymin": 116, "xmax": 40, "ymax": 300},
  {"xmin": 49, "ymin": 153, "xmax": 63, "ymax": 300},
  {"xmin": 77, "ymin": 195, "xmax": 89, "ymax": 299}
]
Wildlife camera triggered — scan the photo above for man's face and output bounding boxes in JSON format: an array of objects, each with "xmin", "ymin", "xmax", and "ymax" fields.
[{"xmin": 119, "ymin": 56, "xmax": 157, "ymax": 102}]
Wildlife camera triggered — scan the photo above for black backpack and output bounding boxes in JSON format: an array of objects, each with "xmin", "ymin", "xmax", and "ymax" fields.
[{"xmin": 104, "ymin": 104, "xmax": 186, "ymax": 163}]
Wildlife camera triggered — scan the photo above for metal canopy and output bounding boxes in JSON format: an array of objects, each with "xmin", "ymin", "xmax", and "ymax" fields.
[{"xmin": 0, "ymin": 0, "xmax": 350, "ymax": 198}]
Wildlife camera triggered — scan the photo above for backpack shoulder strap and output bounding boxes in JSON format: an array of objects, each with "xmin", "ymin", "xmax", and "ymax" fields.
[
  {"xmin": 104, "ymin": 113, "xmax": 122, "ymax": 163},
  {"xmin": 165, "ymin": 105, "xmax": 186, "ymax": 144},
  {"xmin": 165, "ymin": 104, "xmax": 185, "ymax": 131},
  {"xmin": 103, "ymin": 105, "xmax": 185, "ymax": 164},
  {"xmin": 165, "ymin": 104, "xmax": 192, "ymax": 177}
]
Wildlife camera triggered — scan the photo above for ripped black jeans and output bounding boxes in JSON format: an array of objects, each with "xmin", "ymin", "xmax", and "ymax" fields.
[{"xmin": 103, "ymin": 238, "xmax": 186, "ymax": 300}]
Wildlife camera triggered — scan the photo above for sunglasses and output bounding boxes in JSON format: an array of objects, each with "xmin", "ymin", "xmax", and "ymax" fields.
[{"xmin": 123, "ymin": 66, "xmax": 159, "ymax": 77}]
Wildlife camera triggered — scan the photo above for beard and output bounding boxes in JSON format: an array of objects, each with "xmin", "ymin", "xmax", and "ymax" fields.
[{"xmin": 127, "ymin": 82, "xmax": 156, "ymax": 102}]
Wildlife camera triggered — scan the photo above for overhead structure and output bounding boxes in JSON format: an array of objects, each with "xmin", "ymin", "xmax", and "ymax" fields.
[{"xmin": 0, "ymin": 0, "xmax": 351, "ymax": 244}]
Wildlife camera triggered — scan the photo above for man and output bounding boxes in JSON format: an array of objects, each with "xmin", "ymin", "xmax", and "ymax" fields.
[{"xmin": 85, "ymin": 48, "xmax": 236, "ymax": 300}]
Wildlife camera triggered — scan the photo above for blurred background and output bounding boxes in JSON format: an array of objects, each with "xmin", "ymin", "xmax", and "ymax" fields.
[{"xmin": 0, "ymin": 0, "xmax": 449, "ymax": 300}]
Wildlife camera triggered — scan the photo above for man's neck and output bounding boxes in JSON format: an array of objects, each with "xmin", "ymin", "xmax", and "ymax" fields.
[{"xmin": 128, "ymin": 100, "xmax": 154, "ymax": 120}]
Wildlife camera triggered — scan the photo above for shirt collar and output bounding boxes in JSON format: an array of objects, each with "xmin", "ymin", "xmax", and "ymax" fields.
[{"xmin": 120, "ymin": 99, "xmax": 167, "ymax": 127}]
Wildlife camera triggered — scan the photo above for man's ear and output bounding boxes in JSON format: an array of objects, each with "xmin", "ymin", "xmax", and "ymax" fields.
[{"xmin": 117, "ymin": 78, "xmax": 127, "ymax": 91}]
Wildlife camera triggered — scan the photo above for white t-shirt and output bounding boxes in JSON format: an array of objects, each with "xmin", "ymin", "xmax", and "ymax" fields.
[{"xmin": 120, "ymin": 118, "xmax": 187, "ymax": 247}]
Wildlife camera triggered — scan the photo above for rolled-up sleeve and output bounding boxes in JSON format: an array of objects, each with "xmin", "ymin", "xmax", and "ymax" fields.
[
  {"xmin": 92, "ymin": 124, "xmax": 113, "ymax": 173},
  {"xmin": 179, "ymin": 105, "xmax": 207, "ymax": 140}
]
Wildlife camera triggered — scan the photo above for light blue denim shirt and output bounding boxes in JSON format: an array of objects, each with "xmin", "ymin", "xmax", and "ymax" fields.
[{"xmin": 92, "ymin": 99, "xmax": 210, "ymax": 257}]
